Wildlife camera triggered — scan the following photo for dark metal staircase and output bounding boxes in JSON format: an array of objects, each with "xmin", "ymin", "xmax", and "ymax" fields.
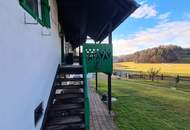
[{"xmin": 43, "ymin": 65, "xmax": 85, "ymax": 130}]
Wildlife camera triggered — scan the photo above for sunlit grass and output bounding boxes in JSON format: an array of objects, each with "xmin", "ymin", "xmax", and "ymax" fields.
[
  {"xmin": 92, "ymin": 75, "xmax": 190, "ymax": 130},
  {"xmin": 114, "ymin": 62, "xmax": 190, "ymax": 76}
]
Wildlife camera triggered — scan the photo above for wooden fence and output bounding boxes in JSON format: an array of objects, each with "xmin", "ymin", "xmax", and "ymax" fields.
[{"xmin": 113, "ymin": 71, "xmax": 190, "ymax": 82}]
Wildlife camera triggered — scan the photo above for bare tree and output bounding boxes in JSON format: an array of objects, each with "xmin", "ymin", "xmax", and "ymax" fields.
[{"xmin": 147, "ymin": 68, "xmax": 161, "ymax": 81}]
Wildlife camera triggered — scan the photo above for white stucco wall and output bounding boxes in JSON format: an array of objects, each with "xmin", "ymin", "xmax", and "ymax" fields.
[{"xmin": 0, "ymin": 1, "xmax": 61, "ymax": 130}]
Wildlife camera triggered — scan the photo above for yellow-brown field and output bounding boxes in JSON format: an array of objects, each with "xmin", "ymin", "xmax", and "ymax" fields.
[{"xmin": 114, "ymin": 62, "xmax": 190, "ymax": 76}]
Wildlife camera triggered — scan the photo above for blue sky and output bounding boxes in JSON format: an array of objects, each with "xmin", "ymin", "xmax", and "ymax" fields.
[{"xmin": 113, "ymin": 0, "xmax": 190, "ymax": 56}]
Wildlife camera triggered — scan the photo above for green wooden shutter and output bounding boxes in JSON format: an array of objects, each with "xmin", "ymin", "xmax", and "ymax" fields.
[
  {"xmin": 19, "ymin": 0, "xmax": 39, "ymax": 19},
  {"xmin": 41, "ymin": 0, "xmax": 51, "ymax": 28},
  {"xmin": 19, "ymin": 0, "xmax": 24, "ymax": 4}
]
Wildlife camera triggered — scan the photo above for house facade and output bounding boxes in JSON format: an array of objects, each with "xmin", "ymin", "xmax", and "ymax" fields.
[
  {"xmin": 0, "ymin": 1, "xmax": 63, "ymax": 130},
  {"xmin": 0, "ymin": 0, "xmax": 138, "ymax": 130}
]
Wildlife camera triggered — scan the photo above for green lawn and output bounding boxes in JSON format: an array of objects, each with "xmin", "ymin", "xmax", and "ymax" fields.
[{"xmin": 92, "ymin": 75, "xmax": 190, "ymax": 130}]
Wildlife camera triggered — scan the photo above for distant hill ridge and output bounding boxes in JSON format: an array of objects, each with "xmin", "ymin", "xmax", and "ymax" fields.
[{"xmin": 115, "ymin": 45, "xmax": 190, "ymax": 63}]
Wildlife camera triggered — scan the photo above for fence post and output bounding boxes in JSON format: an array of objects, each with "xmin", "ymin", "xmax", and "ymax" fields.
[
  {"xmin": 176, "ymin": 75, "xmax": 180, "ymax": 84},
  {"xmin": 161, "ymin": 74, "xmax": 164, "ymax": 80}
]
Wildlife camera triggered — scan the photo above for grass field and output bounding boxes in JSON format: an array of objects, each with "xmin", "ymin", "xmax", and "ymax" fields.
[
  {"xmin": 179, "ymin": 55, "xmax": 190, "ymax": 63},
  {"xmin": 114, "ymin": 62, "xmax": 190, "ymax": 76},
  {"xmin": 92, "ymin": 75, "xmax": 190, "ymax": 130}
]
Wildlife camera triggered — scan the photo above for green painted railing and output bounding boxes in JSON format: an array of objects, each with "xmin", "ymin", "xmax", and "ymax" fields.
[
  {"xmin": 82, "ymin": 43, "xmax": 113, "ymax": 129},
  {"xmin": 83, "ymin": 43, "xmax": 113, "ymax": 73},
  {"xmin": 82, "ymin": 49, "xmax": 90, "ymax": 130}
]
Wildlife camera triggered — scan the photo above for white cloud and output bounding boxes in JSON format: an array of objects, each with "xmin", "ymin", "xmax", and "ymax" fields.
[
  {"xmin": 131, "ymin": 4, "xmax": 158, "ymax": 19},
  {"xmin": 185, "ymin": 13, "xmax": 190, "ymax": 18},
  {"xmin": 158, "ymin": 12, "xmax": 171, "ymax": 20},
  {"xmin": 158, "ymin": 12, "xmax": 171, "ymax": 23},
  {"xmin": 113, "ymin": 21, "xmax": 190, "ymax": 56}
]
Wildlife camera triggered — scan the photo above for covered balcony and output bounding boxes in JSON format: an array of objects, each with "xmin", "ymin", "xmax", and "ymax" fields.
[{"xmin": 41, "ymin": 0, "xmax": 139, "ymax": 130}]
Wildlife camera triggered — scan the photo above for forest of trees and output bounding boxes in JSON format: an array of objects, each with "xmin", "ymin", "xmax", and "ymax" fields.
[{"xmin": 115, "ymin": 45, "xmax": 190, "ymax": 63}]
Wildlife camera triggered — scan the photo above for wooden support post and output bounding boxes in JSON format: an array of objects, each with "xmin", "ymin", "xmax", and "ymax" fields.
[
  {"xmin": 79, "ymin": 46, "xmax": 81, "ymax": 65},
  {"xmin": 108, "ymin": 22, "xmax": 112, "ymax": 113},
  {"xmin": 79, "ymin": 46, "xmax": 81, "ymax": 54},
  {"xmin": 79, "ymin": 46, "xmax": 81, "ymax": 59},
  {"xmin": 108, "ymin": 73, "xmax": 112, "ymax": 113},
  {"xmin": 95, "ymin": 41, "xmax": 98, "ymax": 92},
  {"xmin": 61, "ymin": 35, "xmax": 64, "ymax": 64},
  {"xmin": 96, "ymin": 72, "xmax": 98, "ymax": 91}
]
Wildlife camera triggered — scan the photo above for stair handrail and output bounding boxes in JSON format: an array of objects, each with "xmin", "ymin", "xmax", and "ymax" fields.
[{"xmin": 41, "ymin": 65, "xmax": 60, "ymax": 130}]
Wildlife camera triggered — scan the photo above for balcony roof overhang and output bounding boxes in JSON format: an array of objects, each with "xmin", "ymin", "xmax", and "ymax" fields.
[{"xmin": 57, "ymin": 0, "xmax": 139, "ymax": 48}]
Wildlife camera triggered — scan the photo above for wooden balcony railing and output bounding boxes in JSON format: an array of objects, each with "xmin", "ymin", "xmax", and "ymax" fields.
[{"xmin": 82, "ymin": 43, "xmax": 113, "ymax": 129}]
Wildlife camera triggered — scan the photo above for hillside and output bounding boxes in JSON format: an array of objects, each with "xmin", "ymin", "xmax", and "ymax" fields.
[{"xmin": 115, "ymin": 45, "xmax": 190, "ymax": 63}]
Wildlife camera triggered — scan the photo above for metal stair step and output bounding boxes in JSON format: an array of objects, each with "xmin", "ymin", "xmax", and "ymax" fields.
[
  {"xmin": 55, "ymin": 85, "xmax": 83, "ymax": 89},
  {"xmin": 54, "ymin": 94, "xmax": 84, "ymax": 100},
  {"xmin": 47, "ymin": 116, "xmax": 84, "ymax": 126},
  {"xmin": 54, "ymin": 97, "xmax": 85, "ymax": 104},
  {"xmin": 55, "ymin": 88, "xmax": 84, "ymax": 95},
  {"xmin": 50, "ymin": 104, "xmax": 84, "ymax": 111},
  {"xmin": 59, "ymin": 65, "xmax": 83, "ymax": 74},
  {"xmin": 46, "ymin": 123, "xmax": 85, "ymax": 130},
  {"xmin": 48, "ymin": 109, "xmax": 84, "ymax": 119},
  {"xmin": 56, "ymin": 77, "xmax": 84, "ymax": 82}
]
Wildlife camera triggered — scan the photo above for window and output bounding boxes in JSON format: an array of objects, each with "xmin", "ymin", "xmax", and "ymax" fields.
[{"xmin": 19, "ymin": 0, "xmax": 51, "ymax": 28}]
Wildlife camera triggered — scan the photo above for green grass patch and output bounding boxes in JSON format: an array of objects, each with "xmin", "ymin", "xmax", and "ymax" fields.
[{"xmin": 92, "ymin": 75, "xmax": 190, "ymax": 130}]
